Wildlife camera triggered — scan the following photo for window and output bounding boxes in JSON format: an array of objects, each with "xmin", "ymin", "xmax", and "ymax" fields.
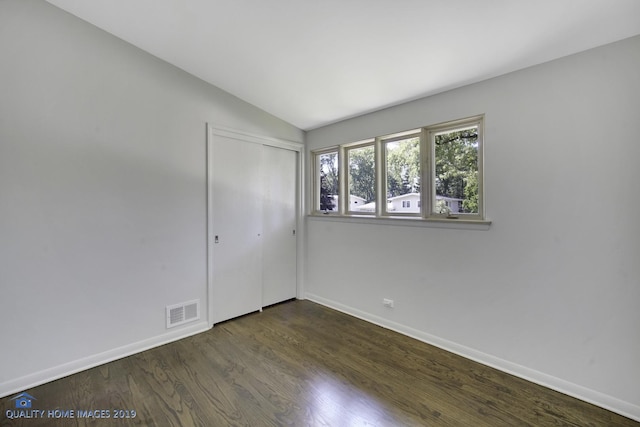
[
  {"xmin": 384, "ymin": 132, "xmax": 421, "ymax": 215},
  {"xmin": 429, "ymin": 119, "xmax": 482, "ymax": 217},
  {"xmin": 346, "ymin": 142, "xmax": 375, "ymax": 214},
  {"xmin": 316, "ymin": 150, "xmax": 338, "ymax": 212},
  {"xmin": 312, "ymin": 115, "xmax": 484, "ymax": 221}
]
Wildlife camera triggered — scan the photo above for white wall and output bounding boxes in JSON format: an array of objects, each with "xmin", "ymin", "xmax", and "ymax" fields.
[
  {"xmin": 0, "ymin": 0, "xmax": 302, "ymax": 396},
  {"xmin": 305, "ymin": 35, "xmax": 640, "ymax": 420}
]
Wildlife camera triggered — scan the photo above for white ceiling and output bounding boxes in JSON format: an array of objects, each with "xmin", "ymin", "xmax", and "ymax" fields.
[{"xmin": 45, "ymin": 0, "xmax": 640, "ymax": 130}]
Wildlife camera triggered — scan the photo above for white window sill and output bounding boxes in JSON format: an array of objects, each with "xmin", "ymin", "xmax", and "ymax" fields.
[{"xmin": 307, "ymin": 213, "xmax": 491, "ymax": 230}]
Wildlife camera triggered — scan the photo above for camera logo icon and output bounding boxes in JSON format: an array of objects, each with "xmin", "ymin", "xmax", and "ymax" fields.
[{"xmin": 11, "ymin": 392, "xmax": 36, "ymax": 409}]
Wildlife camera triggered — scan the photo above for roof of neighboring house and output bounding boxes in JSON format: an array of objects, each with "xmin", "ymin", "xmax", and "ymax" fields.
[
  {"xmin": 386, "ymin": 193, "xmax": 463, "ymax": 202},
  {"xmin": 436, "ymin": 195, "xmax": 464, "ymax": 202},
  {"xmin": 348, "ymin": 193, "xmax": 465, "ymax": 211},
  {"xmin": 355, "ymin": 201, "xmax": 395, "ymax": 212},
  {"xmin": 387, "ymin": 193, "xmax": 420, "ymax": 201}
]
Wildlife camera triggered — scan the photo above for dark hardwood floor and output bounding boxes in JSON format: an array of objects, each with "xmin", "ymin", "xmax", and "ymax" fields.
[{"xmin": 2, "ymin": 300, "xmax": 637, "ymax": 426}]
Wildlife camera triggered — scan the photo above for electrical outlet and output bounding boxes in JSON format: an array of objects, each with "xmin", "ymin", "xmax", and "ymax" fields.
[{"xmin": 383, "ymin": 298, "xmax": 394, "ymax": 308}]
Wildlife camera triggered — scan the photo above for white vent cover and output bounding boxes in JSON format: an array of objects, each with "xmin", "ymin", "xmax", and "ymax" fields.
[{"xmin": 166, "ymin": 299, "xmax": 200, "ymax": 329}]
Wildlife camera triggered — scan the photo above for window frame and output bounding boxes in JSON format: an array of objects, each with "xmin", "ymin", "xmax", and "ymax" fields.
[
  {"xmin": 380, "ymin": 129, "xmax": 423, "ymax": 218},
  {"xmin": 311, "ymin": 115, "xmax": 486, "ymax": 223},
  {"xmin": 343, "ymin": 139, "xmax": 376, "ymax": 216},
  {"xmin": 426, "ymin": 116, "xmax": 484, "ymax": 221},
  {"xmin": 313, "ymin": 147, "xmax": 340, "ymax": 213}
]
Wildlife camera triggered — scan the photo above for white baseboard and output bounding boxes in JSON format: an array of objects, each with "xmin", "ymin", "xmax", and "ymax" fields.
[
  {"xmin": 0, "ymin": 320, "xmax": 211, "ymax": 399},
  {"xmin": 305, "ymin": 293, "xmax": 640, "ymax": 422}
]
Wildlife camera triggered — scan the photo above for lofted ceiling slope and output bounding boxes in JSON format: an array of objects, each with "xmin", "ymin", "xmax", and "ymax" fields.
[{"xmin": 45, "ymin": 0, "xmax": 640, "ymax": 130}]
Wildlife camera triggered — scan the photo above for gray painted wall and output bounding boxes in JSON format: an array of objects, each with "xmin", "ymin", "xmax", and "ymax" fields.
[
  {"xmin": 305, "ymin": 35, "xmax": 640, "ymax": 419},
  {"xmin": 0, "ymin": 0, "xmax": 302, "ymax": 396},
  {"xmin": 2, "ymin": 0, "xmax": 639, "ymax": 420}
]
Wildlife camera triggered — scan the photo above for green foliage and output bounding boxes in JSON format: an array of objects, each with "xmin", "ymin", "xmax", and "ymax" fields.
[
  {"xmin": 348, "ymin": 146, "xmax": 376, "ymax": 202},
  {"xmin": 434, "ymin": 128, "xmax": 478, "ymax": 213},
  {"xmin": 435, "ymin": 199, "xmax": 451, "ymax": 214},
  {"xmin": 463, "ymin": 171, "xmax": 478, "ymax": 213},
  {"xmin": 386, "ymin": 137, "xmax": 420, "ymax": 197},
  {"xmin": 335, "ymin": 126, "xmax": 479, "ymax": 213},
  {"xmin": 319, "ymin": 152, "xmax": 338, "ymax": 211}
]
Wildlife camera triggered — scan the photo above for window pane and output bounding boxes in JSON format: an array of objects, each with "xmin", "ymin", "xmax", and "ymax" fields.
[
  {"xmin": 347, "ymin": 145, "xmax": 375, "ymax": 212},
  {"xmin": 385, "ymin": 136, "xmax": 420, "ymax": 214},
  {"xmin": 318, "ymin": 151, "xmax": 338, "ymax": 212},
  {"xmin": 433, "ymin": 126, "xmax": 479, "ymax": 214}
]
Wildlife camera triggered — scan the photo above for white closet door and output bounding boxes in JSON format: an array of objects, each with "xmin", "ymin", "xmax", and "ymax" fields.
[
  {"xmin": 211, "ymin": 135, "xmax": 263, "ymax": 323},
  {"xmin": 262, "ymin": 145, "xmax": 297, "ymax": 307}
]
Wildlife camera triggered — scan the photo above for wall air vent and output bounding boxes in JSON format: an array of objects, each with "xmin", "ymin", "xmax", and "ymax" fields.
[{"xmin": 166, "ymin": 299, "xmax": 200, "ymax": 329}]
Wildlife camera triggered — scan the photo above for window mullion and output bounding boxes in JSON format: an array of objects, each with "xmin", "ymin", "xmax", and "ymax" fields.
[
  {"xmin": 316, "ymin": 153, "xmax": 322, "ymax": 212},
  {"xmin": 375, "ymin": 137, "xmax": 384, "ymax": 217},
  {"xmin": 338, "ymin": 146, "xmax": 347, "ymax": 215},
  {"xmin": 421, "ymin": 128, "xmax": 432, "ymax": 218},
  {"xmin": 477, "ymin": 120, "xmax": 484, "ymax": 219}
]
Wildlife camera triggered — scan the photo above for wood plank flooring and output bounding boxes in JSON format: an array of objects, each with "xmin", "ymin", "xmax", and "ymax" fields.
[{"xmin": 2, "ymin": 300, "xmax": 637, "ymax": 426}]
